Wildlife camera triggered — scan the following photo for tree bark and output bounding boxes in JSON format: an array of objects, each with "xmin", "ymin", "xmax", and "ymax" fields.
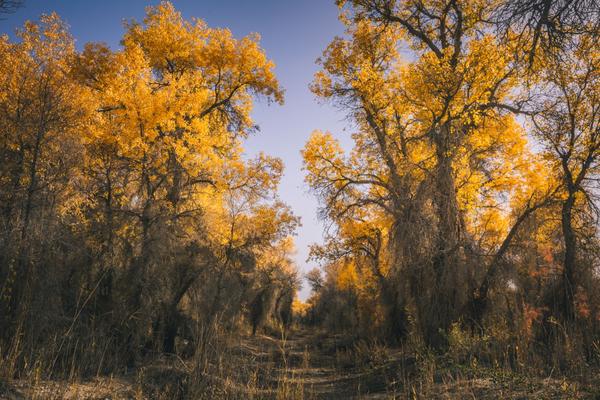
[
  {"xmin": 561, "ymin": 194, "xmax": 576, "ymax": 321},
  {"xmin": 426, "ymin": 126, "xmax": 464, "ymax": 348}
]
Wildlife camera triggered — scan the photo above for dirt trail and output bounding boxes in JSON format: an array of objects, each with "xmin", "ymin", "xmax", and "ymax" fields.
[{"xmin": 239, "ymin": 329, "xmax": 396, "ymax": 399}]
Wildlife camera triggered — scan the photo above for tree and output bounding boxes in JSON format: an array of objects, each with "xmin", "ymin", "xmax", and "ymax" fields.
[
  {"xmin": 0, "ymin": 14, "xmax": 87, "ymax": 341},
  {"xmin": 306, "ymin": 268, "xmax": 324, "ymax": 293},
  {"xmin": 529, "ymin": 34, "xmax": 600, "ymax": 321},
  {"xmin": 72, "ymin": 2, "xmax": 287, "ymax": 354},
  {"xmin": 306, "ymin": 0, "xmax": 538, "ymax": 347}
]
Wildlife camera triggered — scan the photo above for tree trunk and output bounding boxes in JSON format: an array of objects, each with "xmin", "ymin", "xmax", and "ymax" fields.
[
  {"xmin": 380, "ymin": 281, "xmax": 407, "ymax": 343},
  {"xmin": 425, "ymin": 127, "xmax": 465, "ymax": 348},
  {"xmin": 12, "ymin": 129, "xmax": 44, "ymax": 324},
  {"xmin": 161, "ymin": 306, "xmax": 179, "ymax": 354},
  {"xmin": 561, "ymin": 194, "xmax": 576, "ymax": 321}
]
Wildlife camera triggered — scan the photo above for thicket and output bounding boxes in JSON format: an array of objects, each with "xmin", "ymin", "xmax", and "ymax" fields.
[
  {"xmin": 0, "ymin": 1, "xmax": 299, "ymax": 384},
  {"xmin": 303, "ymin": 0, "xmax": 600, "ymax": 373}
]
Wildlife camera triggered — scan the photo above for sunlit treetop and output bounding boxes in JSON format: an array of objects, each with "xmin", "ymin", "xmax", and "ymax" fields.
[{"xmin": 73, "ymin": 1, "xmax": 284, "ymax": 191}]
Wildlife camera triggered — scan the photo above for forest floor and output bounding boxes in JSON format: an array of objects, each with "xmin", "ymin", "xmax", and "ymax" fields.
[{"xmin": 2, "ymin": 329, "xmax": 600, "ymax": 399}]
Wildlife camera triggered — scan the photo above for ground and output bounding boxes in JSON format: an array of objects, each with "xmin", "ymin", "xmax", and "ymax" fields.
[{"xmin": 2, "ymin": 329, "xmax": 599, "ymax": 399}]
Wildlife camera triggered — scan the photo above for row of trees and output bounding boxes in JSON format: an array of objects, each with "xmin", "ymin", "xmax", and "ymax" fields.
[
  {"xmin": 0, "ymin": 2, "xmax": 299, "ymax": 376},
  {"xmin": 303, "ymin": 0, "xmax": 600, "ymax": 364}
]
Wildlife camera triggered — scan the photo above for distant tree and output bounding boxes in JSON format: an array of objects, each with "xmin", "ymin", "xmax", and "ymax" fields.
[{"xmin": 306, "ymin": 268, "xmax": 324, "ymax": 293}]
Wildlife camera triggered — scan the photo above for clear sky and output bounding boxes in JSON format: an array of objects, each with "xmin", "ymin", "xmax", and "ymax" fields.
[{"xmin": 1, "ymin": 0, "xmax": 352, "ymax": 300}]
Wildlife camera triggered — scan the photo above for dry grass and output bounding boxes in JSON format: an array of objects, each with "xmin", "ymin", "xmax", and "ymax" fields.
[{"xmin": 2, "ymin": 328, "xmax": 600, "ymax": 399}]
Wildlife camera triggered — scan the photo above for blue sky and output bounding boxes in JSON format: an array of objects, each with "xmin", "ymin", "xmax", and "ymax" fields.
[{"xmin": 1, "ymin": 0, "xmax": 352, "ymax": 299}]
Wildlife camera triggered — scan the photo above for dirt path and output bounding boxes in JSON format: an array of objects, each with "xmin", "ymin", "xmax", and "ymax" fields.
[{"xmin": 238, "ymin": 329, "xmax": 396, "ymax": 399}]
